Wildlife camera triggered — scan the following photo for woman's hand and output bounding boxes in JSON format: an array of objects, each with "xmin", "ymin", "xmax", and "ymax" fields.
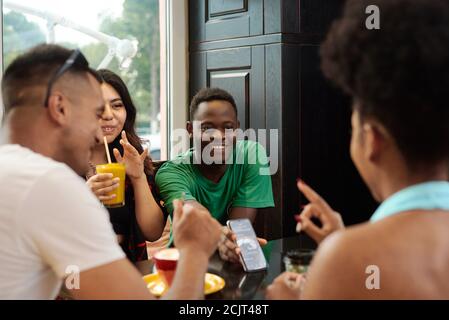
[
  {"xmin": 296, "ymin": 180, "xmax": 345, "ymax": 244},
  {"xmin": 113, "ymin": 130, "xmax": 149, "ymax": 180},
  {"xmin": 86, "ymin": 173, "xmax": 120, "ymax": 201},
  {"xmin": 266, "ymin": 272, "xmax": 304, "ymax": 300}
]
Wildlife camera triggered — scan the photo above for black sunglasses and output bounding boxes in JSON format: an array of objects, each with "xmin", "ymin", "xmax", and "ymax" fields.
[{"xmin": 44, "ymin": 49, "xmax": 89, "ymax": 107}]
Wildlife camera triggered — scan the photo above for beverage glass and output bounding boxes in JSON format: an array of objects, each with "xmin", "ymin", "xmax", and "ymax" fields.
[
  {"xmin": 283, "ymin": 249, "xmax": 315, "ymax": 274},
  {"xmin": 153, "ymin": 248, "xmax": 179, "ymax": 287},
  {"xmin": 95, "ymin": 163, "xmax": 126, "ymax": 208}
]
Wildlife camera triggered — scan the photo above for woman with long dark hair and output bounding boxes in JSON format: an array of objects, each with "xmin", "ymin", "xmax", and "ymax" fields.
[{"xmin": 86, "ymin": 69, "xmax": 167, "ymax": 262}]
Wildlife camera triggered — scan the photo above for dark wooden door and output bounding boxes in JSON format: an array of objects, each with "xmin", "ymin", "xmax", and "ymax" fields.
[
  {"xmin": 190, "ymin": 0, "xmax": 263, "ymax": 43},
  {"xmin": 189, "ymin": 0, "xmax": 377, "ymax": 240},
  {"xmin": 190, "ymin": 46, "xmax": 265, "ymax": 131}
]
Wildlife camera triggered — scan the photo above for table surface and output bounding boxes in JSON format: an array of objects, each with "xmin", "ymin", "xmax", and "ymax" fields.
[{"xmin": 136, "ymin": 235, "xmax": 316, "ymax": 300}]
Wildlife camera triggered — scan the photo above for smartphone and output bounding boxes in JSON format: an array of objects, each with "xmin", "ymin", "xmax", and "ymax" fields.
[{"xmin": 227, "ymin": 218, "xmax": 267, "ymax": 272}]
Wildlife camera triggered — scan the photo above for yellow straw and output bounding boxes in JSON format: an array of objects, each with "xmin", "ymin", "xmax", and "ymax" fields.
[{"xmin": 103, "ymin": 136, "xmax": 112, "ymax": 164}]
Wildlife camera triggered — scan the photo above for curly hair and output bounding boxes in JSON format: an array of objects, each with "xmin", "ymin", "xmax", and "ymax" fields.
[
  {"xmin": 321, "ymin": 0, "xmax": 449, "ymax": 168},
  {"xmin": 189, "ymin": 87, "xmax": 238, "ymax": 120}
]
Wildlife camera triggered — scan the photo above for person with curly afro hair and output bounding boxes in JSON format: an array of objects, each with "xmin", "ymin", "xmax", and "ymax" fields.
[{"xmin": 266, "ymin": 0, "xmax": 449, "ymax": 299}]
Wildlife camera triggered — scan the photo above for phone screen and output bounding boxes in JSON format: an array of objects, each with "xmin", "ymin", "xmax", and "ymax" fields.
[{"xmin": 228, "ymin": 219, "xmax": 267, "ymax": 272}]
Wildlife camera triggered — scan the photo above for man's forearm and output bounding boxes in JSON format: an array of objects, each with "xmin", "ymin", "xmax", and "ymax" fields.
[{"xmin": 229, "ymin": 207, "xmax": 257, "ymax": 223}]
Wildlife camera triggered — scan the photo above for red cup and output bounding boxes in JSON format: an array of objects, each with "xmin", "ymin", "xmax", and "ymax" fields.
[{"xmin": 153, "ymin": 248, "xmax": 179, "ymax": 287}]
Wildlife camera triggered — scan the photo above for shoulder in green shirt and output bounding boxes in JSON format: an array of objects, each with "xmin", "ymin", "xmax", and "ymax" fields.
[{"xmin": 155, "ymin": 140, "xmax": 274, "ymax": 224}]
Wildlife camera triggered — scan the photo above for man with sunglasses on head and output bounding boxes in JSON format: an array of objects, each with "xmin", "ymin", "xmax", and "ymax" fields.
[{"xmin": 0, "ymin": 44, "xmax": 221, "ymax": 299}]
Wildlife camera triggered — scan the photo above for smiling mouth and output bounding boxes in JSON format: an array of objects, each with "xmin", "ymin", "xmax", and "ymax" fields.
[{"xmin": 102, "ymin": 126, "xmax": 116, "ymax": 134}]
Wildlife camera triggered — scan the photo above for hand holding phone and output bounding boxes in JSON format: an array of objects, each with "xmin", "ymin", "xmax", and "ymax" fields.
[{"xmin": 226, "ymin": 219, "xmax": 267, "ymax": 272}]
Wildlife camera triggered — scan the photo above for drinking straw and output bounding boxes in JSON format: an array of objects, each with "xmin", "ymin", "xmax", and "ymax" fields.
[{"xmin": 103, "ymin": 136, "xmax": 112, "ymax": 164}]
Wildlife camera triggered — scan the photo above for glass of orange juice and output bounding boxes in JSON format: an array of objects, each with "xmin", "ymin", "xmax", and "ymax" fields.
[{"xmin": 95, "ymin": 163, "xmax": 126, "ymax": 208}]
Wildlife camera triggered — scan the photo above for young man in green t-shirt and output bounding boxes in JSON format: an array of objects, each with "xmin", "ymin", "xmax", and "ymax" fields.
[{"xmin": 155, "ymin": 87, "xmax": 275, "ymax": 264}]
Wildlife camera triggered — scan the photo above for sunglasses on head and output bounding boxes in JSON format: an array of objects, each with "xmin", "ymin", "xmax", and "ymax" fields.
[{"xmin": 43, "ymin": 49, "xmax": 90, "ymax": 107}]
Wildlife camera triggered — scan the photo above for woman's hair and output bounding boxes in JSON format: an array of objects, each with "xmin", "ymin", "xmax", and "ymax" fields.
[
  {"xmin": 97, "ymin": 69, "xmax": 154, "ymax": 175},
  {"xmin": 320, "ymin": 0, "xmax": 449, "ymax": 170}
]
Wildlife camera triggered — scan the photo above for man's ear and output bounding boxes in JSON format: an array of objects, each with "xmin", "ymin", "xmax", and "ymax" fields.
[
  {"xmin": 363, "ymin": 122, "xmax": 384, "ymax": 163},
  {"xmin": 236, "ymin": 119, "xmax": 240, "ymax": 129},
  {"xmin": 47, "ymin": 91, "xmax": 68, "ymax": 126}
]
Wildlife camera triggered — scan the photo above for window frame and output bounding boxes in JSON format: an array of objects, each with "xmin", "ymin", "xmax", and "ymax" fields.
[
  {"xmin": 163, "ymin": 0, "xmax": 189, "ymax": 160},
  {"xmin": 0, "ymin": 0, "xmax": 189, "ymax": 158}
]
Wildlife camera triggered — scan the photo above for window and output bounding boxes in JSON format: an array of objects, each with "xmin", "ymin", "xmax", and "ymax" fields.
[{"xmin": 2, "ymin": 0, "xmax": 167, "ymax": 160}]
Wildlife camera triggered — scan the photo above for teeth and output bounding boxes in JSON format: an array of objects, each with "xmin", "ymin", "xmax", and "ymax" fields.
[
  {"xmin": 102, "ymin": 127, "xmax": 115, "ymax": 133},
  {"xmin": 212, "ymin": 145, "xmax": 225, "ymax": 149}
]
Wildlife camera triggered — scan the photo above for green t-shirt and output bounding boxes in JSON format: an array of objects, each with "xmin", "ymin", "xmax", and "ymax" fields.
[{"xmin": 155, "ymin": 140, "xmax": 275, "ymax": 224}]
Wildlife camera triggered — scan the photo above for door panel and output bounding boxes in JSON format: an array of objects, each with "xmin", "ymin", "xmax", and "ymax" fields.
[
  {"xmin": 206, "ymin": 47, "xmax": 251, "ymax": 69},
  {"xmin": 209, "ymin": 0, "xmax": 247, "ymax": 17},
  {"xmin": 209, "ymin": 71, "xmax": 249, "ymax": 129},
  {"xmin": 190, "ymin": 0, "xmax": 263, "ymax": 43}
]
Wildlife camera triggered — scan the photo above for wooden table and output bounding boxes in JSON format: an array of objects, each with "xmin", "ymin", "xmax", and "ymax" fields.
[{"xmin": 136, "ymin": 235, "xmax": 316, "ymax": 300}]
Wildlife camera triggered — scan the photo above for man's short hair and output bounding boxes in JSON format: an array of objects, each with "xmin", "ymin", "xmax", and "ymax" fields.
[
  {"xmin": 189, "ymin": 87, "xmax": 238, "ymax": 120},
  {"xmin": 2, "ymin": 44, "xmax": 99, "ymax": 113},
  {"xmin": 320, "ymin": 0, "xmax": 449, "ymax": 168}
]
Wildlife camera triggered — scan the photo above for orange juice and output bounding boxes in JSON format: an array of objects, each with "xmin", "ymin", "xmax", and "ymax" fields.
[{"xmin": 95, "ymin": 163, "xmax": 126, "ymax": 208}]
